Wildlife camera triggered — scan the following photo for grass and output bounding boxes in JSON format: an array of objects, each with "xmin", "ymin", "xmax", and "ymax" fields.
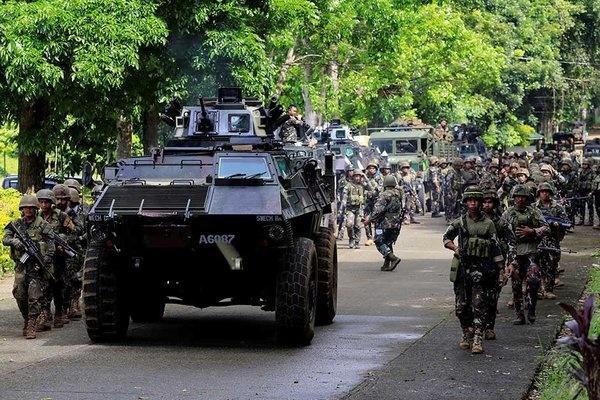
[{"xmin": 531, "ymin": 258, "xmax": 600, "ymax": 400}]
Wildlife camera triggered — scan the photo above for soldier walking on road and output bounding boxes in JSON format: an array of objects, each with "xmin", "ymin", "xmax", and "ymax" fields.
[
  {"xmin": 340, "ymin": 168, "xmax": 367, "ymax": 249},
  {"xmin": 502, "ymin": 184, "xmax": 549, "ymax": 325},
  {"xmin": 364, "ymin": 175, "xmax": 404, "ymax": 271},
  {"xmin": 2, "ymin": 195, "xmax": 55, "ymax": 339},
  {"xmin": 443, "ymin": 186, "xmax": 505, "ymax": 354}
]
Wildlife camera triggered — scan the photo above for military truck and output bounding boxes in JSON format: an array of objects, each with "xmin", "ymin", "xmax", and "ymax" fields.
[
  {"xmin": 367, "ymin": 122, "xmax": 458, "ymax": 171},
  {"xmin": 83, "ymin": 88, "xmax": 338, "ymax": 345}
]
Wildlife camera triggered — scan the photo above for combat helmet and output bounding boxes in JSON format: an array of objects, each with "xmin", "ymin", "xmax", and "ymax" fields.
[
  {"xmin": 52, "ymin": 184, "xmax": 71, "ymax": 199},
  {"xmin": 367, "ymin": 159, "xmax": 380, "ymax": 169},
  {"xmin": 540, "ymin": 164, "xmax": 553, "ymax": 173},
  {"xmin": 345, "ymin": 164, "xmax": 354, "ymax": 173},
  {"xmin": 536, "ymin": 182, "xmax": 554, "ymax": 195},
  {"xmin": 510, "ymin": 162, "xmax": 519, "ymax": 169},
  {"xmin": 399, "ymin": 161, "xmax": 411, "ymax": 169},
  {"xmin": 482, "ymin": 189, "xmax": 499, "ymax": 204},
  {"xmin": 512, "ymin": 184, "xmax": 531, "ymax": 198},
  {"xmin": 429, "ymin": 155, "xmax": 438, "ymax": 165},
  {"xmin": 462, "ymin": 186, "xmax": 484, "ymax": 202},
  {"xmin": 36, "ymin": 189, "xmax": 56, "ymax": 204},
  {"xmin": 352, "ymin": 168, "xmax": 364, "ymax": 177},
  {"xmin": 560, "ymin": 158, "xmax": 573, "ymax": 168},
  {"xmin": 581, "ymin": 158, "xmax": 591, "ymax": 166},
  {"xmin": 383, "ymin": 175, "xmax": 397, "ymax": 187},
  {"xmin": 438, "ymin": 157, "xmax": 447, "ymax": 166},
  {"xmin": 64, "ymin": 178, "xmax": 82, "ymax": 192},
  {"xmin": 517, "ymin": 168, "xmax": 530, "ymax": 177},
  {"xmin": 69, "ymin": 187, "xmax": 80, "ymax": 204},
  {"xmin": 19, "ymin": 194, "xmax": 39, "ymax": 210},
  {"xmin": 379, "ymin": 161, "xmax": 392, "ymax": 172},
  {"xmin": 452, "ymin": 158, "xmax": 464, "ymax": 168}
]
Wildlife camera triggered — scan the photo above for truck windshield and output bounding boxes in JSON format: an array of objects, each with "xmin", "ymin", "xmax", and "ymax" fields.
[
  {"xmin": 396, "ymin": 139, "xmax": 417, "ymax": 154},
  {"xmin": 371, "ymin": 139, "xmax": 393, "ymax": 154},
  {"xmin": 218, "ymin": 157, "xmax": 272, "ymax": 180}
]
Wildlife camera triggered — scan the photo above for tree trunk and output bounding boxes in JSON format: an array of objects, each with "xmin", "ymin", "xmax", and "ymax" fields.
[
  {"xmin": 142, "ymin": 105, "xmax": 159, "ymax": 154},
  {"xmin": 302, "ymin": 63, "xmax": 317, "ymax": 128},
  {"xmin": 116, "ymin": 116, "xmax": 133, "ymax": 160},
  {"xmin": 274, "ymin": 46, "xmax": 296, "ymax": 98},
  {"xmin": 17, "ymin": 100, "xmax": 47, "ymax": 194}
]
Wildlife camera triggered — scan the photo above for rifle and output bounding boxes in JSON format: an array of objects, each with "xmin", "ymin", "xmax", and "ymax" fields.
[
  {"xmin": 560, "ymin": 195, "xmax": 592, "ymax": 202},
  {"xmin": 538, "ymin": 246, "xmax": 577, "ymax": 254},
  {"xmin": 53, "ymin": 234, "xmax": 80, "ymax": 258},
  {"xmin": 543, "ymin": 215, "xmax": 574, "ymax": 229},
  {"xmin": 5, "ymin": 222, "xmax": 55, "ymax": 280}
]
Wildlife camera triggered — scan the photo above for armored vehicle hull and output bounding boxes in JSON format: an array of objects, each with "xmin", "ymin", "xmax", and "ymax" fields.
[{"xmin": 84, "ymin": 90, "xmax": 337, "ymax": 345}]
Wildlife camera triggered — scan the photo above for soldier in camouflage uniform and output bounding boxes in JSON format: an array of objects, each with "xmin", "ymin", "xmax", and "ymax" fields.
[
  {"xmin": 426, "ymin": 156, "xmax": 443, "ymax": 217},
  {"xmin": 534, "ymin": 182, "xmax": 567, "ymax": 300},
  {"xmin": 438, "ymin": 158, "xmax": 450, "ymax": 213},
  {"xmin": 481, "ymin": 189, "xmax": 514, "ymax": 340},
  {"xmin": 363, "ymin": 160, "xmax": 382, "ymax": 246},
  {"xmin": 364, "ymin": 175, "xmax": 404, "ymax": 271},
  {"xmin": 37, "ymin": 187, "xmax": 77, "ymax": 330},
  {"xmin": 443, "ymin": 186, "xmax": 505, "ymax": 354},
  {"xmin": 502, "ymin": 184, "xmax": 549, "ymax": 325},
  {"xmin": 64, "ymin": 187, "xmax": 87, "ymax": 319},
  {"xmin": 336, "ymin": 166, "xmax": 353, "ymax": 240},
  {"xmin": 397, "ymin": 161, "xmax": 420, "ymax": 224},
  {"xmin": 480, "ymin": 160, "xmax": 500, "ymax": 190},
  {"xmin": 3, "ymin": 195, "xmax": 55, "ymax": 339},
  {"xmin": 499, "ymin": 162, "xmax": 519, "ymax": 205},
  {"xmin": 576, "ymin": 158, "xmax": 596, "ymax": 225},
  {"xmin": 559, "ymin": 158, "xmax": 578, "ymax": 224},
  {"xmin": 340, "ymin": 168, "xmax": 367, "ymax": 249},
  {"xmin": 279, "ymin": 105, "xmax": 303, "ymax": 142}
]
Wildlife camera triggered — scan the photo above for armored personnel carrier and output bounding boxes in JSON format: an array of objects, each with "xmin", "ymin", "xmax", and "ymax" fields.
[{"xmin": 84, "ymin": 88, "xmax": 337, "ymax": 345}]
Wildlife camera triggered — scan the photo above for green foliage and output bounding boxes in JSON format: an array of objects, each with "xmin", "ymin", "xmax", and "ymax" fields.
[{"xmin": 0, "ymin": 189, "xmax": 22, "ymax": 277}]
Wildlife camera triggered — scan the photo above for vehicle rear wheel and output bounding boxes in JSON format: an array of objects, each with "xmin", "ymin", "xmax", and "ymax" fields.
[
  {"xmin": 276, "ymin": 237, "xmax": 317, "ymax": 346},
  {"xmin": 82, "ymin": 243, "xmax": 129, "ymax": 342},
  {"xmin": 315, "ymin": 227, "xmax": 337, "ymax": 325}
]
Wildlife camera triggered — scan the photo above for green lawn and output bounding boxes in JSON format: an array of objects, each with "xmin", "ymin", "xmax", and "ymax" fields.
[{"xmin": 0, "ymin": 153, "xmax": 18, "ymax": 176}]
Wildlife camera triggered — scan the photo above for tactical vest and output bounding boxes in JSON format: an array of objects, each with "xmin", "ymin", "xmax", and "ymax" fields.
[
  {"xmin": 459, "ymin": 216, "xmax": 492, "ymax": 258},
  {"xmin": 348, "ymin": 183, "xmax": 365, "ymax": 206},
  {"xmin": 12, "ymin": 217, "xmax": 48, "ymax": 260}
]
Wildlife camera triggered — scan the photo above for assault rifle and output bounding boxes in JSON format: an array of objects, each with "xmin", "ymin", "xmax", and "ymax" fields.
[
  {"xmin": 543, "ymin": 215, "xmax": 574, "ymax": 229},
  {"xmin": 53, "ymin": 234, "xmax": 80, "ymax": 258},
  {"xmin": 538, "ymin": 246, "xmax": 577, "ymax": 254},
  {"xmin": 5, "ymin": 222, "xmax": 55, "ymax": 280},
  {"xmin": 560, "ymin": 195, "xmax": 592, "ymax": 203}
]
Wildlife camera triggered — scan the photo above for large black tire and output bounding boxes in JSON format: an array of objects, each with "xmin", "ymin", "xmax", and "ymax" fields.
[
  {"xmin": 82, "ymin": 244, "xmax": 129, "ymax": 342},
  {"xmin": 315, "ymin": 227, "xmax": 337, "ymax": 325},
  {"xmin": 276, "ymin": 237, "xmax": 317, "ymax": 346}
]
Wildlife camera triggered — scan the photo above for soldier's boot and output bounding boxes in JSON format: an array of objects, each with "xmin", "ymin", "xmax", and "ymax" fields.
[
  {"xmin": 380, "ymin": 257, "xmax": 391, "ymax": 271},
  {"xmin": 35, "ymin": 310, "xmax": 52, "ymax": 332},
  {"xmin": 513, "ymin": 312, "xmax": 526, "ymax": 325},
  {"xmin": 365, "ymin": 239, "xmax": 374, "ymax": 246},
  {"xmin": 69, "ymin": 298, "xmax": 82, "ymax": 320},
  {"xmin": 471, "ymin": 330, "xmax": 484, "ymax": 354},
  {"xmin": 484, "ymin": 329, "xmax": 496, "ymax": 340},
  {"xmin": 544, "ymin": 291, "xmax": 557, "ymax": 300},
  {"xmin": 386, "ymin": 253, "xmax": 402, "ymax": 271},
  {"xmin": 22, "ymin": 318, "xmax": 28, "ymax": 337},
  {"xmin": 53, "ymin": 311, "xmax": 64, "ymax": 329},
  {"xmin": 25, "ymin": 318, "xmax": 37, "ymax": 339},
  {"xmin": 458, "ymin": 327, "xmax": 474, "ymax": 349},
  {"xmin": 348, "ymin": 240, "xmax": 355, "ymax": 249},
  {"xmin": 61, "ymin": 307, "xmax": 70, "ymax": 325},
  {"xmin": 527, "ymin": 309, "xmax": 536, "ymax": 324}
]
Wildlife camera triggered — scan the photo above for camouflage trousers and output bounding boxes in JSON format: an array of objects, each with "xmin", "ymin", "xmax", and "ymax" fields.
[
  {"xmin": 12, "ymin": 262, "xmax": 46, "ymax": 320},
  {"xmin": 374, "ymin": 227, "xmax": 400, "ymax": 258},
  {"xmin": 576, "ymin": 195, "xmax": 594, "ymax": 224},
  {"xmin": 509, "ymin": 254, "xmax": 541, "ymax": 318},
  {"xmin": 453, "ymin": 264, "xmax": 488, "ymax": 332},
  {"xmin": 63, "ymin": 255, "xmax": 83, "ymax": 310},
  {"xmin": 345, "ymin": 206, "xmax": 364, "ymax": 246},
  {"xmin": 42, "ymin": 255, "xmax": 66, "ymax": 315},
  {"xmin": 430, "ymin": 186, "xmax": 442, "ymax": 215},
  {"xmin": 483, "ymin": 268, "xmax": 502, "ymax": 331},
  {"xmin": 364, "ymin": 202, "xmax": 375, "ymax": 240},
  {"xmin": 538, "ymin": 243, "xmax": 560, "ymax": 293}
]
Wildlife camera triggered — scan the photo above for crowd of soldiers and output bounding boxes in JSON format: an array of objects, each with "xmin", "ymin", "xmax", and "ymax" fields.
[
  {"xmin": 2, "ymin": 180, "xmax": 90, "ymax": 339},
  {"xmin": 335, "ymin": 147, "xmax": 599, "ymax": 354}
]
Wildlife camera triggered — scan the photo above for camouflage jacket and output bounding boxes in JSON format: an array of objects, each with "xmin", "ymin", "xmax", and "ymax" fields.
[
  {"xmin": 2, "ymin": 216, "xmax": 56, "ymax": 265},
  {"xmin": 369, "ymin": 188, "xmax": 403, "ymax": 229},
  {"xmin": 534, "ymin": 199, "xmax": 567, "ymax": 245},
  {"xmin": 501, "ymin": 205, "xmax": 549, "ymax": 256},
  {"xmin": 42, "ymin": 208, "xmax": 76, "ymax": 245},
  {"xmin": 365, "ymin": 173, "xmax": 382, "ymax": 203},
  {"xmin": 559, "ymin": 170, "xmax": 578, "ymax": 197},
  {"xmin": 487, "ymin": 211, "xmax": 516, "ymax": 266},
  {"xmin": 460, "ymin": 169, "xmax": 479, "ymax": 189},
  {"xmin": 341, "ymin": 181, "xmax": 367, "ymax": 209},
  {"xmin": 577, "ymin": 168, "xmax": 596, "ymax": 193}
]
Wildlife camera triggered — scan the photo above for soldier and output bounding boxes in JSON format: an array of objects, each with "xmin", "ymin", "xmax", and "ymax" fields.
[
  {"xmin": 2, "ymin": 195, "xmax": 55, "ymax": 339},
  {"xmin": 534, "ymin": 182, "xmax": 567, "ymax": 299},
  {"xmin": 559, "ymin": 158, "xmax": 578, "ymax": 224},
  {"xmin": 499, "ymin": 162, "xmax": 519, "ymax": 205},
  {"xmin": 279, "ymin": 105, "xmax": 304, "ymax": 143},
  {"xmin": 576, "ymin": 158, "xmax": 596, "ymax": 225},
  {"xmin": 461, "ymin": 157, "xmax": 479, "ymax": 188},
  {"xmin": 427, "ymin": 156, "xmax": 443, "ymax": 217},
  {"xmin": 364, "ymin": 175, "xmax": 404, "ymax": 271},
  {"xmin": 443, "ymin": 186, "xmax": 505, "ymax": 354},
  {"xmin": 438, "ymin": 158, "xmax": 450, "ymax": 213},
  {"xmin": 336, "ymin": 166, "xmax": 353, "ymax": 240},
  {"xmin": 363, "ymin": 160, "xmax": 382, "ymax": 246},
  {"xmin": 481, "ymin": 189, "xmax": 514, "ymax": 340},
  {"xmin": 37, "ymin": 186, "xmax": 76, "ymax": 329},
  {"xmin": 341, "ymin": 168, "xmax": 367, "ymax": 249},
  {"xmin": 397, "ymin": 161, "xmax": 420, "ymax": 224},
  {"xmin": 502, "ymin": 184, "xmax": 549, "ymax": 325},
  {"xmin": 480, "ymin": 160, "xmax": 500, "ymax": 190},
  {"xmin": 64, "ymin": 187, "xmax": 87, "ymax": 319}
]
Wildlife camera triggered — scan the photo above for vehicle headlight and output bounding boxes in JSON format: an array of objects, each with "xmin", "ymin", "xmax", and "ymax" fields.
[
  {"xmin": 267, "ymin": 225, "xmax": 285, "ymax": 242},
  {"xmin": 89, "ymin": 225, "xmax": 108, "ymax": 243}
]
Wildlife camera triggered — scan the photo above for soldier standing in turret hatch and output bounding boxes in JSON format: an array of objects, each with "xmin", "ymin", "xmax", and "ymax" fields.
[{"xmin": 279, "ymin": 105, "xmax": 304, "ymax": 143}]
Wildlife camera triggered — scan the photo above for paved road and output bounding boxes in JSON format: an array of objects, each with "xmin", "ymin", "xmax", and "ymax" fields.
[{"xmin": 0, "ymin": 217, "xmax": 595, "ymax": 400}]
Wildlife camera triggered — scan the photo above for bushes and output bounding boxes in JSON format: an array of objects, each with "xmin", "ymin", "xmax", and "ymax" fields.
[{"xmin": 0, "ymin": 189, "xmax": 22, "ymax": 277}]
